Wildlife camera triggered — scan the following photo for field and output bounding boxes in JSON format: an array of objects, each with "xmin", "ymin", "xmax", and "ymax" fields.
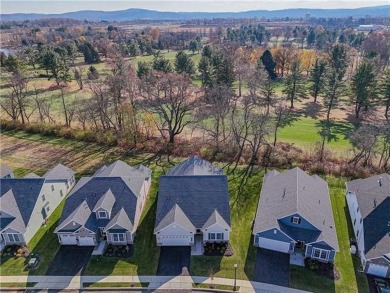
[{"xmin": 0, "ymin": 130, "xmax": 369, "ymax": 292}]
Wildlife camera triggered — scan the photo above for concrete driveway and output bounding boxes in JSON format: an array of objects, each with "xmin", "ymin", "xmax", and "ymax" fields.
[
  {"xmin": 156, "ymin": 246, "xmax": 191, "ymax": 276},
  {"xmin": 46, "ymin": 246, "xmax": 93, "ymax": 276},
  {"xmin": 253, "ymin": 248, "xmax": 290, "ymax": 287}
]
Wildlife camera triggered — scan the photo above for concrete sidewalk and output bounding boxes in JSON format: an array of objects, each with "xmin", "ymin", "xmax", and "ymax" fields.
[{"xmin": 0, "ymin": 275, "xmax": 311, "ymax": 293}]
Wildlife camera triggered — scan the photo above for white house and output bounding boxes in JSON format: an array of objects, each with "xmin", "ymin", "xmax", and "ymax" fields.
[
  {"xmin": 154, "ymin": 156, "xmax": 231, "ymax": 246},
  {"xmin": 346, "ymin": 173, "xmax": 390, "ymax": 279},
  {"xmin": 0, "ymin": 164, "xmax": 75, "ymax": 250},
  {"xmin": 54, "ymin": 160, "xmax": 151, "ymax": 247}
]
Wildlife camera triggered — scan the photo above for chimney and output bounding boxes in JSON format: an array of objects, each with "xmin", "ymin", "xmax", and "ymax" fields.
[{"xmin": 374, "ymin": 199, "xmax": 377, "ymax": 208}]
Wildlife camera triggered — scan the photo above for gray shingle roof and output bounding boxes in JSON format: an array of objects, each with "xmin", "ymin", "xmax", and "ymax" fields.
[
  {"xmin": 56, "ymin": 177, "xmax": 139, "ymax": 234},
  {"xmin": 43, "ymin": 164, "xmax": 75, "ymax": 180},
  {"xmin": 154, "ymin": 204, "xmax": 196, "ymax": 233},
  {"xmin": 202, "ymin": 210, "xmax": 231, "ymax": 230},
  {"xmin": 24, "ymin": 173, "xmax": 41, "ymax": 178},
  {"xmin": 1, "ymin": 164, "xmax": 12, "ymax": 178},
  {"xmin": 104, "ymin": 207, "xmax": 133, "ymax": 232},
  {"xmin": 167, "ymin": 156, "xmax": 223, "ymax": 176},
  {"xmin": 56, "ymin": 200, "xmax": 91, "ymax": 232},
  {"xmin": 93, "ymin": 188, "xmax": 115, "ymax": 212},
  {"xmin": 253, "ymin": 168, "xmax": 339, "ymax": 251},
  {"xmin": 0, "ymin": 189, "xmax": 23, "ymax": 232},
  {"xmin": 347, "ymin": 173, "xmax": 390, "ymax": 260},
  {"xmin": 94, "ymin": 160, "xmax": 150, "ymax": 178},
  {"xmin": 0, "ymin": 179, "xmax": 45, "ymax": 233},
  {"xmin": 155, "ymin": 175, "xmax": 231, "ymax": 232}
]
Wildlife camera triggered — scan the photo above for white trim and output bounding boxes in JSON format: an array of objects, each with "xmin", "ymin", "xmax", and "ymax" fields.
[
  {"xmin": 312, "ymin": 247, "xmax": 329, "ymax": 261},
  {"xmin": 110, "ymin": 233, "xmax": 126, "ymax": 242},
  {"xmin": 155, "ymin": 222, "xmax": 195, "ymax": 235},
  {"xmin": 306, "ymin": 240, "xmax": 337, "ymax": 252},
  {"xmin": 280, "ymin": 212, "xmax": 322, "ymax": 232},
  {"xmin": 97, "ymin": 210, "xmax": 108, "ymax": 219}
]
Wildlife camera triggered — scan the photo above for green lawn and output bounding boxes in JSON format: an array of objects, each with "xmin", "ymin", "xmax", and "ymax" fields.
[
  {"xmin": 0, "ymin": 282, "xmax": 37, "ymax": 288},
  {"xmin": 277, "ymin": 117, "xmax": 354, "ymax": 153},
  {"xmin": 0, "ymin": 199, "xmax": 65, "ymax": 275},
  {"xmin": 84, "ymin": 282, "xmax": 149, "ymax": 288}
]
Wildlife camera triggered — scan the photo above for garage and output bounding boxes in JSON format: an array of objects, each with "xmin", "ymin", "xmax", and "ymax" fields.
[
  {"xmin": 258, "ymin": 237, "xmax": 291, "ymax": 253},
  {"xmin": 60, "ymin": 234, "xmax": 77, "ymax": 245},
  {"xmin": 367, "ymin": 263, "xmax": 389, "ymax": 278},
  {"xmin": 161, "ymin": 236, "xmax": 191, "ymax": 246},
  {"xmin": 78, "ymin": 236, "xmax": 95, "ymax": 246}
]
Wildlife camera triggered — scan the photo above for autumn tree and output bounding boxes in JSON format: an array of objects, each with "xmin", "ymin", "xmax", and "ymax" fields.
[{"xmin": 380, "ymin": 69, "xmax": 390, "ymax": 121}]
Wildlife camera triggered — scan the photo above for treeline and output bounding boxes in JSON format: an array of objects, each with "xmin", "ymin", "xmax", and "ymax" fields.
[{"xmin": 1, "ymin": 40, "xmax": 390, "ymax": 173}]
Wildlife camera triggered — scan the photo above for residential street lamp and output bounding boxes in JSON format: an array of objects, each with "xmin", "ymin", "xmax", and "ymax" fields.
[{"xmin": 233, "ymin": 263, "xmax": 238, "ymax": 291}]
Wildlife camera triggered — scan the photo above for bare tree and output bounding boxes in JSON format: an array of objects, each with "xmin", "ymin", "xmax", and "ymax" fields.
[
  {"xmin": 349, "ymin": 124, "xmax": 380, "ymax": 167},
  {"xmin": 139, "ymin": 72, "xmax": 197, "ymax": 144},
  {"xmin": 0, "ymin": 92, "xmax": 19, "ymax": 122},
  {"xmin": 8, "ymin": 71, "xmax": 30, "ymax": 124}
]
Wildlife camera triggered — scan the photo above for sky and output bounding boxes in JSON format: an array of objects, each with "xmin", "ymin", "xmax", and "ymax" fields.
[{"xmin": 1, "ymin": 0, "xmax": 389, "ymax": 14}]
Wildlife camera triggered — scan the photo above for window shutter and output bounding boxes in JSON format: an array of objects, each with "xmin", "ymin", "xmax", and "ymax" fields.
[
  {"xmin": 298, "ymin": 218, "xmax": 301, "ymax": 224},
  {"xmin": 290, "ymin": 217, "xmax": 293, "ymax": 222}
]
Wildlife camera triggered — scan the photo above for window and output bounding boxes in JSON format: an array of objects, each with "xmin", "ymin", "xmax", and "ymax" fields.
[
  {"xmin": 60, "ymin": 190, "xmax": 63, "ymax": 197},
  {"xmin": 353, "ymin": 219, "xmax": 356, "ymax": 226},
  {"xmin": 8, "ymin": 233, "xmax": 20, "ymax": 242},
  {"xmin": 112, "ymin": 233, "xmax": 125, "ymax": 242},
  {"xmin": 98, "ymin": 211, "xmax": 108, "ymax": 219},
  {"xmin": 208, "ymin": 233, "xmax": 224, "ymax": 240},
  {"xmin": 312, "ymin": 248, "xmax": 328, "ymax": 260},
  {"xmin": 292, "ymin": 217, "xmax": 300, "ymax": 224},
  {"xmin": 46, "ymin": 206, "xmax": 50, "ymax": 212},
  {"xmin": 216, "ymin": 233, "xmax": 224, "ymax": 240},
  {"xmin": 208, "ymin": 233, "xmax": 216, "ymax": 240},
  {"xmin": 357, "ymin": 230, "xmax": 360, "ymax": 237},
  {"xmin": 51, "ymin": 185, "xmax": 54, "ymax": 191},
  {"xmin": 41, "ymin": 194, "xmax": 45, "ymax": 201},
  {"xmin": 357, "ymin": 207, "xmax": 360, "ymax": 213},
  {"xmin": 360, "ymin": 218, "xmax": 363, "ymax": 224},
  {"xmin": 66, "ymin": 182, "xmax": 69, "ymax": 189}
]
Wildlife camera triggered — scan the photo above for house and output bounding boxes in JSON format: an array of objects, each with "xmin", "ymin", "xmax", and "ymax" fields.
[
  {"xmin": 253, "ymin": 168, "xmax": 339, "ymax": 263},
  {"xmin": 0, "ymin": 164, "xmax": 75, "ymax": 250},
  {"xmin": 54, "ymin": 160, "xmax": 151, "ymax": 247},
  {"xmin": 1, "ymin": 164, "xmax": 14, "ymax": 178},
  {"xmin": 154, "ymin": 156, "xmax": 231, "ymax": 246},
  {"xmin": 346, "ymin": 174, "xmax": 390, "ymax": 279}
]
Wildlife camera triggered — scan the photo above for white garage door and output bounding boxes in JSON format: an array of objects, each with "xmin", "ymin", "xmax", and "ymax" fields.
[
  {"xmin": 161, "ymin": 236, "xmax": 191, "ymax": 246},
  {"xmin": 60, "ymin": 235, "xmax": 77, "ymax": 245},
  {"xmin": 78, "ymin": 236, "xmax": 95, "ymax": 246},
  {"xmin": 258, "ymin": 237, "xmax": 290, "ymax": 253},
  {"xmin": 367, "ymin": 263, "xmax": 388, "ymax": 278}
]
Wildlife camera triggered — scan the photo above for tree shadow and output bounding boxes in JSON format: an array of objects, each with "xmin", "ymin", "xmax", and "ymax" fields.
[
  {"xmin": 301, "ymin": 102, "xmax": 323, "ymax": 120},
  {"xmin": 315, "ymin": 119, "xmax": 355, "ymax": 145}
]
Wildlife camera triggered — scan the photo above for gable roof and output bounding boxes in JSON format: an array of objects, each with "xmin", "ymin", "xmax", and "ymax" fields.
[
  {"xmin": 253, "ymin": 168, "xmax": 339, "ymax": 251},
  {"xmin": 55, "ymin": 200, "xmax": 91, "ymax": 232},
  {"xmin": 347, "ymin": 173, "xmax": 390, "ymax": 260},
  {"xmin": 1, "ymin": 164, "xmax": 13, "ymax": 178},
  {"xmin": 154, "ymin": 204, "xmax": 196, "ymax": 233},
  {"xmin": 0, "ymin": 179, "xmax": 45, "ymax": 233},
  {"xmin": 104, "ymin": 207, "xmax": 133, "ymax": 232},
  {"xmin": 56, "ymin": 172, "xmax": 141, "ymax": 234},
  {"xmin": 0, "ymin": 189, "xmax": 23, "ymax": 233},
  {"xmin": 167, "ymin": 156, "xmax": 223, "ymax": 176},
  {"xmin": 202, "ymin": 210, "xmax": 231, "ymax": 230},
  {"xmin": 155, "ymin": 175, "xmax": 230, "ymax": 232},
  {"xmin": 94, "ymin": 160, "xmax": 150, "ymax": 178},
  {"xmin": 43, "ymin": 164, "xmax": 75, "ymax": 180},
  {"xmin": 93, "ymin": 188, "xmax": 115, "ymax": 212},
  {"xmin": 24, "ymin": 172, "xmax": 41, "ymax": 179}
]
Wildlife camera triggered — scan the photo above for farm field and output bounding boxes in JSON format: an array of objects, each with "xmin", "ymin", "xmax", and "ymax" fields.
[{"xmin": 0, "ymin": 130, "xmax": 369, "ymax": 293}]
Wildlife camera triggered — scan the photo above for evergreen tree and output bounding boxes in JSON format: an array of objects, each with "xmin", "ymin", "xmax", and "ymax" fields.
[
  {"xmin": 137, "ymin": 61, "xmax": 151, "ymax": 78},
  {"xmin": 198, "ymin": 56, "xmax": 213, "ymax": 87},
  {"xmin": 310, "ymin": 58, "xmax": 327, "ymax": 102},
  {"xmin": 307, "ymin": 29, "xmax": 316, "ymax": 47},
  {"xmin": 80, "ymin": 42, "xmax": 100, "ymax": 64},
  {"xmin": 174, "ymin": 51, "xmax": 195, "ymax": 76},
  {"xmin": 259, "ymin": 50, "xmax": 277, "ymax": 80},
  {"xmin": 152, "ymin": 52, "xmax": 172, "ymax": 73},
  {"xmin": 189, "ymin": 40, "xmax": 199, "ymax": 54},
  {"xmin": 351, "ymin": 61, "xmax": 377, "ymax": 119}
]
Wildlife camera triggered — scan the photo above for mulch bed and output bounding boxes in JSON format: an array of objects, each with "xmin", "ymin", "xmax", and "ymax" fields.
[
  {"xmin": 203, "ymin": 242, "xmax": 234, "ymax": 257},
  {"xmin": 103, "ymin": 244, "xmax": 134, "ymax": 258},
  {"xmin": 305, "ymin": 258, "xmax": 340, "ymax": 280}
]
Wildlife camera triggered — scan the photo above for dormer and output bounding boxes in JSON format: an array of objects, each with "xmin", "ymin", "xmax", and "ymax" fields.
[{"xmin": 93, "ymin": 189, "xmax": 115, "ymax": 219}]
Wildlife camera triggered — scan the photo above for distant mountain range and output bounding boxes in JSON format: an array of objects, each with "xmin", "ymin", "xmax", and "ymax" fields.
[{"xmin": 1, "ymin": 6, "xmax": 390, "ymax": 22}]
